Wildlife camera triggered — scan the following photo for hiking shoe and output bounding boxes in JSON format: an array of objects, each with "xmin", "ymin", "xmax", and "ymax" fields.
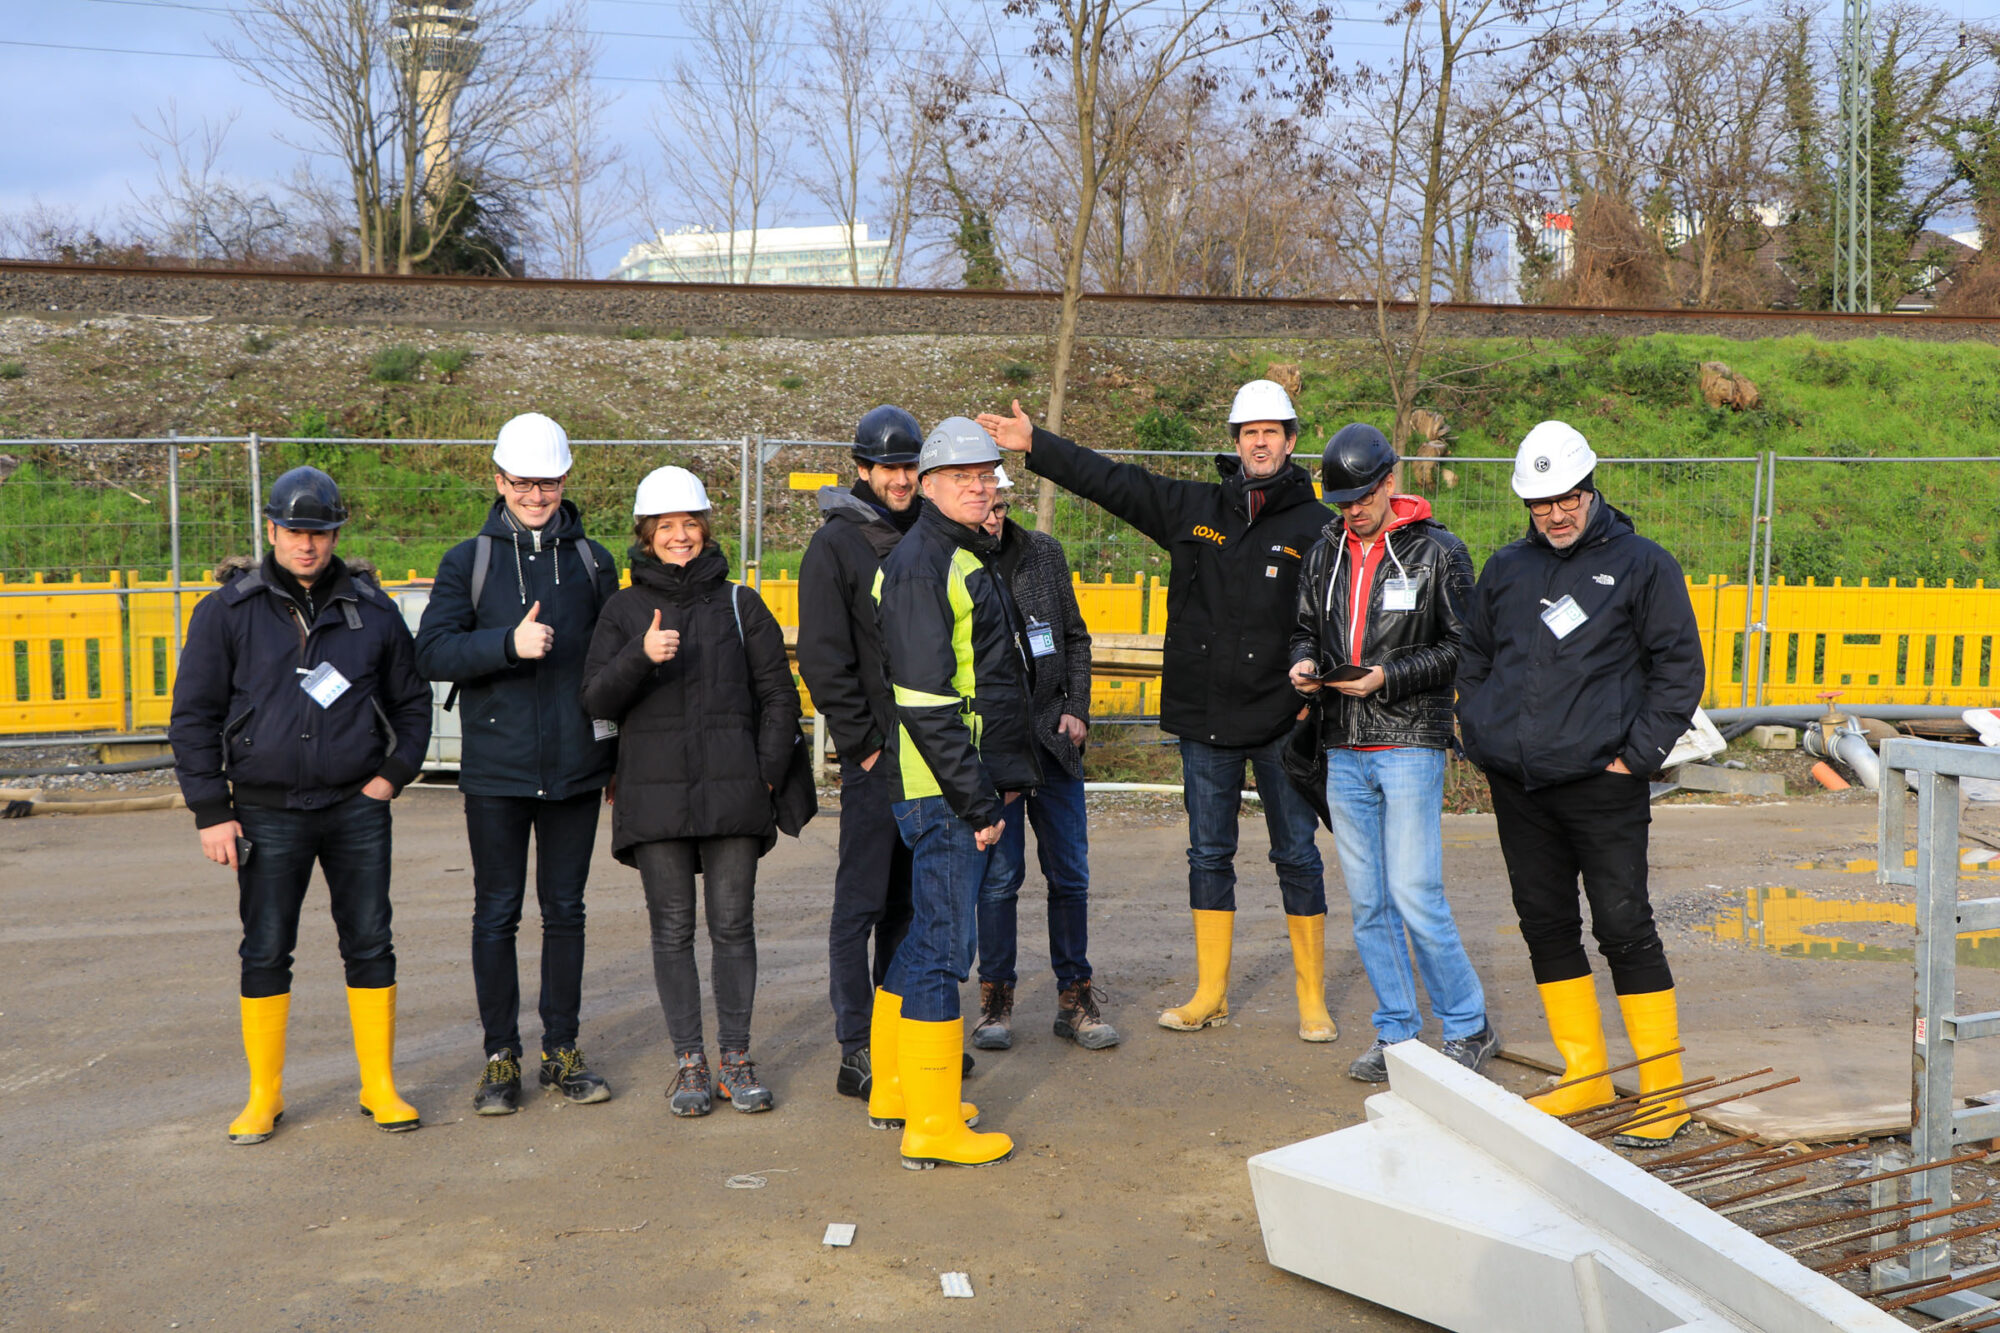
[
  {"xmin": 668, "ymin": 1051, "xmax": 712, "ymax": 1117},
  {"xmin": 836, "ymin": 1047, "xmax": 872, "ymax": 1100},
  {"xmin": 473, "ymin": 1051, "xmax": 522, "ymax": 1115},
  {"xmin": 972, "ymin": 981, "xmax": 1015, "ymax": 1050},
  {"xmin": 715, "ymin": 1050, "xmax": 774, "ymax": 1113},
  {"xmin": 539, "ymin": 1043, "xmax": 612, "ymax": 1104},
  {"xmin": 1441, "ymin": 1025, "xmax": 1500, "ymax": 1076},
  {"xmin": 1348, "ymin": 1039, "xmax": 1392, "ymax": 1084},
  {"xmin": 1053, "ymin": 979, "xmax": 1121, "ymax": 1050}
]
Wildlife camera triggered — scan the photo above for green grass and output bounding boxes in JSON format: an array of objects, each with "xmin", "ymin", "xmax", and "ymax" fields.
[
  {"xmin": 369, "ymin": 344, "xmax": 424, "ymax": 383},
  {"xmin": 0, "ymin": 362, "xmax": 23, "ymax": 380}
]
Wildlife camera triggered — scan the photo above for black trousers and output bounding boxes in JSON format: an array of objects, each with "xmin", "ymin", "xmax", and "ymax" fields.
[
  {"xmin": 464, "ymin": 790, "xmax": 603, "ymax": 1057},
  {"xmin": 1486, "ymin": 768, "xmax": 1674, "ymax": 995},
  {"xmin": 634, "ymin": 836, "xmax": 760, "ymax": 1056},
  {"xmin": 827, "ymin": 757, "xmax": 913, "ymax": 1055}
]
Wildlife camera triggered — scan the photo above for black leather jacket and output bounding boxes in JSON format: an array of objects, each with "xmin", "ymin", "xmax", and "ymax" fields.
[{"xmin": 1288, "ymin": 499, "xmax": 1473, "ymax": 750}]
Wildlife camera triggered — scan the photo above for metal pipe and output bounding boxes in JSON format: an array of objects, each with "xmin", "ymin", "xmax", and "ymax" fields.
[
  {"xmin": 167, "ymin": 431, "xmax": 183, "ymax": 658},
  {"xmin": 248, "ymin": 431, "xmax": 264, "ymax": 561},
  {"xmin": 1707, "ymin": 705, "xmax": 1975, "ymax": 724},
  {"xmin": 738, "ymin": 435, "xmax": 752, "ymax": 574},
  {"xmin": 1756, "ymin": 450, "xmax": 1776, "ymax": 706},
  {"xmin": 1740, "ymin": 453, "xmax": 1763, "ymax": 710},
  {"xmin": 752, "ymin": 433, "xmax": 766, "ymax": 589}
]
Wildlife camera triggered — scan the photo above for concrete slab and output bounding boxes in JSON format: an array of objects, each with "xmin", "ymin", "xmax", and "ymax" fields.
[
  {"xmin": 1248, "ymin": 1043, "xmax": 1908, "ymax": 1333},
  {"xmin": 1751, "ymin": 726, "xmax": 1799, "ymax": 750},
  {"xmin": 1676, "ymin": 764, "xmax": 1788, "ymax": 797}
]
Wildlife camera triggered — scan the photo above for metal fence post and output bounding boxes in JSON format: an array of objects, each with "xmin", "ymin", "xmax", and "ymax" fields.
[
  {"xmin": 1739, "ymin": 454, "xmax": 1763, "ymax": 708},
  {"xmin": 168, "ymin": 430, "xmax": 184, "ymax": 658},
  {"xmin": 248, "ymin": 432, "xmax": 264, "ymax": 561},
  {"xmin": 738, "ymin": 435, "xmax": 753, "ymax": 574},
  {"xmin": 1756, "ymin": 452, "xmax": 1777, "ymax": 706}
]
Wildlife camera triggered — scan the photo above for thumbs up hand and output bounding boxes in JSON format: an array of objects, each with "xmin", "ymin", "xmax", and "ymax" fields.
[
  {"xmin": 643, "ymin": 608, "xmax": 680, "ymax": 664},
  {"xmin": 513, "ymin": 600, "xmax": 554, "ymax": 660}
]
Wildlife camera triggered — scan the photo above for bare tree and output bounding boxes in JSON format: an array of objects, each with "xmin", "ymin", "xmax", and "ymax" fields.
[
  {"xmin": 647, "ymin": 0, "xmax": 795, "ymax": 281},
  {"xmin": 532, "ymin": 0, "xmax": 622, "ymax": 278},
  {"xmin": 790, "ymin": 0, "xmax": 889, "ymax": 284},
  {"xmin": 965, "ymin": 0, "xmax": 1272, "ymax": 526},
  {"xmin": 126, "ymin": 103, "xmax": 292, "ymax": 265}
]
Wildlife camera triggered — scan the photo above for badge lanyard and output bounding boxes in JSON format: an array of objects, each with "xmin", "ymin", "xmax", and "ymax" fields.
[{"xmin": 1540, "ymin": 595, "xmax": 1587, "ymax": 640}]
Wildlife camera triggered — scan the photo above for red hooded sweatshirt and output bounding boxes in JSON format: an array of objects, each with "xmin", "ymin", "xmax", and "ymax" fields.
[{"xmin": 1338, "ymin": 492, "xmax": 1433, "ymax": 665}]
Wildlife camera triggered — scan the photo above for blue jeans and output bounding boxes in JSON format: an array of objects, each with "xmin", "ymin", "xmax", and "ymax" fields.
[
  {"xmin": 1181, "ymin": 736, "xmax": 1326, "ymax": 916},
  {"xmin": 886, "ymin": 795, "xmax": 1011, "ymax": 1022},
  {"xmin": 236, "ymin": 792, "xmax": 395, "ymax": 998},
  {"xmin": 1325, "ymin": 746, "xmax": 1487, "ymax": 1042},
  {"xmin": 978, "ymin": 749, "xmax": 1091, "ymax": 990}
]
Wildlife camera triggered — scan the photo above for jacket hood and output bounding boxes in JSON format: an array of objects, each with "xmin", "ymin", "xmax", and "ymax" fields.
[
  {"xmin": 630, "ymin": 544, "xmax": 732, "ymax": 598},
  {"xmin": 480, "ymin": 495, "xmax": 587, "ymax": 543},
  {"xmin": 1525, "ymin": 493, "xmax": 1632, "ymax": 559}
]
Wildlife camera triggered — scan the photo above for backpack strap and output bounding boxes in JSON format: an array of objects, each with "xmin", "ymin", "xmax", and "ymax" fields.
[
  {"xmin": 469, "ymin": 533, "xmax": 493, "ymax": 610},
  {"xmin": 731, "ymin": 583, "xmax": 745, "ymax": 645}
]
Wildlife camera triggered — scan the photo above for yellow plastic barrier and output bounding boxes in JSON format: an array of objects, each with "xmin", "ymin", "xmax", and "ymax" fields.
[
  {"xmin": 1754, "ymin": 577, "xmax": 2000, "ymax": 706},
  {"xmin": 0, "ymin": 573, "xmax": 126, "ymax": 733}
]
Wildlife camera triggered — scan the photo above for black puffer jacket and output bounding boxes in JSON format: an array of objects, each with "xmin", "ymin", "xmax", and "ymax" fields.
[
  {"xmin": 1289, "ymin": 494, "xmax": 1473, "ymax": 750},
  {"xmin": 795, "ymin": 484, "xmax": 919, "ymax": 767},
  {"xmin": 170, "ymin": 553, "xmax": 433, "ymax": 828},
  {"xmin": 993, "ymin": 518, "xmax": 1092, "ymax": 781},
  {"xmin": 1025, "ymin": 426, "xmax": 1332, "ymax": 748},
  {"xmin": 579, "ymin": 547, "xmax": 801, "ymax": 863},
  {"xmin": 1456, "ymin": 496, "xmax": 1705, "ymax": 788},
  {"xmin": 875, "ymin": 503, "xmax": 1040, "ymax": 831},
  {"xmin": 414, "ymin": 498, "xmax": 620, "ymax": 799}
]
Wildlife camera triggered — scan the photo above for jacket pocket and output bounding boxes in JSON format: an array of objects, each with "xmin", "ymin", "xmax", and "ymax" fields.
[
  {"xmin": 970, "ymin": 692, "xmax": 1042, "ymax": 792},
  {"xmin": 222, "ymin": 705, "xmax": 257, "ymax": 770}
]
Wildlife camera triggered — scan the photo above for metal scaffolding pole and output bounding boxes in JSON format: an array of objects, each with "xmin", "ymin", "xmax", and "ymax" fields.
[{"xmin": 1834, "ymin": 0, "xmax": 1875, "ymax": 312}]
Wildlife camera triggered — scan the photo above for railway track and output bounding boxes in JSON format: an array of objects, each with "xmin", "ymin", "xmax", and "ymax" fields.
[{"xmin": 7, "ymin": 258, "xmax": 1999, "ymax": 342}]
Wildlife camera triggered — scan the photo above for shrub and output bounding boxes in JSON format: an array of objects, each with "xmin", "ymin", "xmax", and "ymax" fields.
[
  {"xmin": 778, "ymin": 373, "xmax": 805, "ymax": 390},
  {"xmin": 242, "ymin": 331, "xmax": 277, "ymax": 354},
  {"xmin": 1609, "ymin": 343, "xmax": 1689, "ymax": 406},
  {"xmin": 1133, "ymin": 408, "xmax": 1200, "ymax": 451},
  {"xmin": 369, "ymin": 344, "xmax": 423, "ymax": 383},
  {"xmin": 1000, "ymin": 360, "xmax": 1034, "ymax": 385},
  {"xmin": 429, "ymin": 347, "xmax": 471, "ymax": 382},
  {"xmin": 0, "ymin": 361, "xmax": 23, "ymax": 380},
  {"xmin": 288, "ymin": 407, "xmax": 334, "ymax": 439},
  {"xmin": 620, "ymin": 326, "xmax": 654, "ymax": 341}
]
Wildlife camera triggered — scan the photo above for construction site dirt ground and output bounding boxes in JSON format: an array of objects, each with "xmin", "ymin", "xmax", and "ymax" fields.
[{"xmin": 5, "ymin": 786, "xmax": 1999, "ymax": 1331}]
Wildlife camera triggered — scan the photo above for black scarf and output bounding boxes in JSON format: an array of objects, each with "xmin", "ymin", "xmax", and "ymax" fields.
[
  {"xmin": 263, "ymin": 549, "xmax": 341, "ymax": 622},
  {"xmin": 853, "ymin": 479, "xmax": 923, "ymax": 533}
]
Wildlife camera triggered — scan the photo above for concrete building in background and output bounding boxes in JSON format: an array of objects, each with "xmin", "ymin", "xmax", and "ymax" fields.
[
  {"xmin": 390, "ymin": 0, "xmax": 482, "ymax": 210},
  {"xmin": 612, "ymin": 224, "xmax": 891, "ymax": 286}
]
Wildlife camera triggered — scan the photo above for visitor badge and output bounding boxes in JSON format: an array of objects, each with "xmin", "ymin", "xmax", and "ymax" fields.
[
  {"xmin": 1026, "ymin": 617, "xmax": 1057, "ymax": 658},
  {"xmin": 592, "ymin": 718, "xmax": 619, "ymax": 742},
  {"xmin": 299, "ymin": 662, "xmax": 351, "ymax": 708},
  {"xmin": 1540, "ymin": 595, "xmax": 1587, "ymax": 640},
  {"xmin": 1382, "ymin": 577, "xmax": 1417, "ymax": 612}
]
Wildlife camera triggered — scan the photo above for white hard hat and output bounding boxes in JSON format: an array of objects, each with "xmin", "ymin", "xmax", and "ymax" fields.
[
  {"xmin": 1227, "ymin": 379, "xmax": 1297, "ymax": 426},
  {"xmin": 994, "ymin": 465, "xmax": 1014, "ymax": 491},
  {"xmin": 493, "ymin": 412, "xmax": 573, "ymax": 478},
  {"xmin": 1511, "ymin": 420, "xmax": 1597, "ymax": 499},
  {"xmin": 917, "ymin": 417, "xmax": 1002, "ymax": 475},
  {"xmin": 634, "ymin": 465, "xmax": 711, "ymax": 517}
]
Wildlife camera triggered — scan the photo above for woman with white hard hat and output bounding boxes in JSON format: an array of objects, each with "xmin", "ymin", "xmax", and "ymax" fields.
[{"xmin": 580, "ymin": 465, "xmax": 805, "ymax": 1119}]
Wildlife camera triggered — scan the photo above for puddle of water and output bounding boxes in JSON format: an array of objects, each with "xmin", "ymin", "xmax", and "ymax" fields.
[
  {"xmin": 1698, "ymin": 887, "xmax": 2000, "ymax": 968},
  {"xmin": 1790, "ymin": 848, "xmax": 2000, "ymax": 875}
]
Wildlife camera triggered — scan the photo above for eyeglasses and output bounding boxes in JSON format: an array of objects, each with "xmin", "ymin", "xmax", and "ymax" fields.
[
  {"xmin": 1526, "ymin": 491, "xmax": 1586, "ymax": 517},
  {"xmin": 989, "ymin": 502, "xmax": 1010, "ymax": 516},
  {"xmin": 500, "ymin": 472, "xmax": 565, "ymax": 495},
  {"xmin": 933, "ymin": 468, "xmax": 999, "ymax": 489}
]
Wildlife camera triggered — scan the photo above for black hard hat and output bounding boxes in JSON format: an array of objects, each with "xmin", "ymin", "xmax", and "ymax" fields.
[
  {"xmin": 263, "ymin": 466, "xmax": 348, "ymax": 531},
  {"xmin": 853, "ymin": 405, "xmax": 923, "ymax": 466},
  {"xmin": 1320, "ymin": 423, "xmax": 1398, "ymax": 503}
]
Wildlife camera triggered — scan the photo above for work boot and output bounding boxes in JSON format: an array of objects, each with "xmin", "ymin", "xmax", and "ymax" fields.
[
  {"xmin": 1612, "ymin": 988, "xmax": 1691, "ymax": 1148},
  {"xmin": 866, "ymin": 988, "xmax": 978, "ymax": 1130},
  {"xmin": 1348, "ymin": 1038, "xmax": 1392, "ymax": 1084},
  {"xmin": 227, "ymin": 992, "xmax": 290, "ymax": 1145},
  {"xmin": 1526, "ymin": 976, "xmax": 1615, "ymax": 1117},
  {"xmin": 1285, "ymin": 912, "xmax": 1339, "ymax": 1043},
  {"xmin": 972, "ymin": 981, "xmax": 1015, "ymax": 1050},
  {"xmin": 346, "ymin": 984, "xmax": 420, "ymax": 1132},
  {"xmin": 1442, "ymin": 1025, "xmax": 1501, "ymax": 1076},
  {"xmin": 1158, "ymin": 909, "xmax": 1233, "ymax": 1031},
  {"xmin": 473, "ymin": 1050, "xmax": 523, "ymax": 1116},
  {"xmin": 539, "ymin": 1043, "xmax": 612, "ymax": 1104},
  {"xmin": 897, "ymin": 1016, "xmax": 1013, "ymax": 1171},
  {"xmin": 715, "ymin": 1050, "xmax": 774, "ymax": 1113},
  {"xmin": 668, "ymin": 1050, "xmax": 712, "ymax": 1118},
  {"xmin": 1053, "ymin": 979, "xmax": 1120, "ymax": 1050},
  {"xmin": 836, "ymin": 1047, "xmax": 872, "ymax": 1100}
]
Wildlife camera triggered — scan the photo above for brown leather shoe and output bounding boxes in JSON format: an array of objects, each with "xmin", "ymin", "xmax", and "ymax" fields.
[
  {"xmin": 971, "ymin": 981, "xmax": 1014, "ymax": 1050},
  {"xmin": 1054, "ymin": 979, "xmax": 1121, "ymax": 1050}
]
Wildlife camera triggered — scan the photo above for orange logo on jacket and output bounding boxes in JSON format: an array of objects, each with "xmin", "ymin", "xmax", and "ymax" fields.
[{"xmin": 1190, "ymin": 525, "xmax": 1225, "ymax": 545}]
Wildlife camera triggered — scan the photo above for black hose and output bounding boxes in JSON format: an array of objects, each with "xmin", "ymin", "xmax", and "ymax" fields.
[{"xmin": 0, "ymin": 755, "xmax": 178, "ymax": 779}]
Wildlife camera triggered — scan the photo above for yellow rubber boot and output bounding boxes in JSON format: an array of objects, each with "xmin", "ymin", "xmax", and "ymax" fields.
[
  {"xmin": 866, "ymin": 988, "xmax": 977, "ymax": 1130},
  {"xmin": 1286, "ymin": 913, "xmax": 1338, "ymax": 1043},
  {"xmin": 346, "ymin": 985, "xmax": 421, "ymax": 1132},
  {"xmin": 1613, "ymin": 988, "xmax": 1691, "ymax": 1146},
  {"xmin": 1526, "ymin": 976, "xmax": 1615, "ymax": 1116},
  {"xmin": 1158, "ymin": 909, "xmax": 1233, "ymax": 1031},
  {"xmin": 227, "ymin": 993, "xmax": 290, "ymax": 1145},
  {"xmin": 897, "ymin": 1017, "xmax": 1013, "ymax": 1170}
]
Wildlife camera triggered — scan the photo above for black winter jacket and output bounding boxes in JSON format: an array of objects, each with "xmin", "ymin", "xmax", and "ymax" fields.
[
  {"xmin": 1289, "ymin": 497, "xmax": 1474, "ymax": 750},
  {"xmin": 414, "ymin": 498, "xmax": 620, "ymax": 799},
  {"xmin": 795, "ymin": 484, "xmax": 918, "ymax": 767},
  {"xmin": 579, "ymin": 547, "xmax": 801, "ymax": 863},
  {"xmin": 993, "ymin": 518, "xmax": 1092, "ymax": 781},
  {"xmin": 1456, "ymin": 496, "xmax": 1705, "ymax": 788},
  {"xmin": 170, "ymin": 553, "xmax": 433, "ymax": 828},
  {"xmin": 875, "ymin": 504, "xmax": 1040, "ymax": 831},
  {"xmin": 1025, "ymin": 427, "xmax": 1333, "ymax": 748}
]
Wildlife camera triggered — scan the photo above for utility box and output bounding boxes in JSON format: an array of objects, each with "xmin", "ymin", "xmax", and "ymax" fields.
[{"xmin": 1749, "ymin": 725, "xmax": 1799, "ymax": 750}]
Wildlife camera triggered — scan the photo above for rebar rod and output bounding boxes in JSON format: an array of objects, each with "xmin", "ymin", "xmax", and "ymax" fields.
[
  {"xmin": 1642, "ymin": 1132, "xmax": 1762, "ymax": 1172},
  {"xmin": 1680, "ymin": 1141, "xmax": 1875, "ymax": 1191},
  {"xmin": 1784, "ymin": 1198, "xmax": 1985, "ymax": 1255},
  {"xmin": 1726, "ymin": 1148, "xmax": 1994, "ymax": 1219},
  {"xmin": 1820, "ymin": 1218, "xmax": 2000, "ymax": 1276},
  {"xmin": 1561, "ymin": 1075, "xmax": 1725, "ymax": 1126},
  {"xmin": 1537, "ymin": 1046, "xmax": 1683, "ymax": 1097},
  {"xmin": 1706, "ymin": 1174, "xmax": 1811, "ymax": 1209},
  {"xmin": 1751, "ymin": 1197, "xmax": 1934, "ymax": 1239},
  {"xmin": 1590, "ymin": 1075, "xmax": 1800, "ymax": 1141}
]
